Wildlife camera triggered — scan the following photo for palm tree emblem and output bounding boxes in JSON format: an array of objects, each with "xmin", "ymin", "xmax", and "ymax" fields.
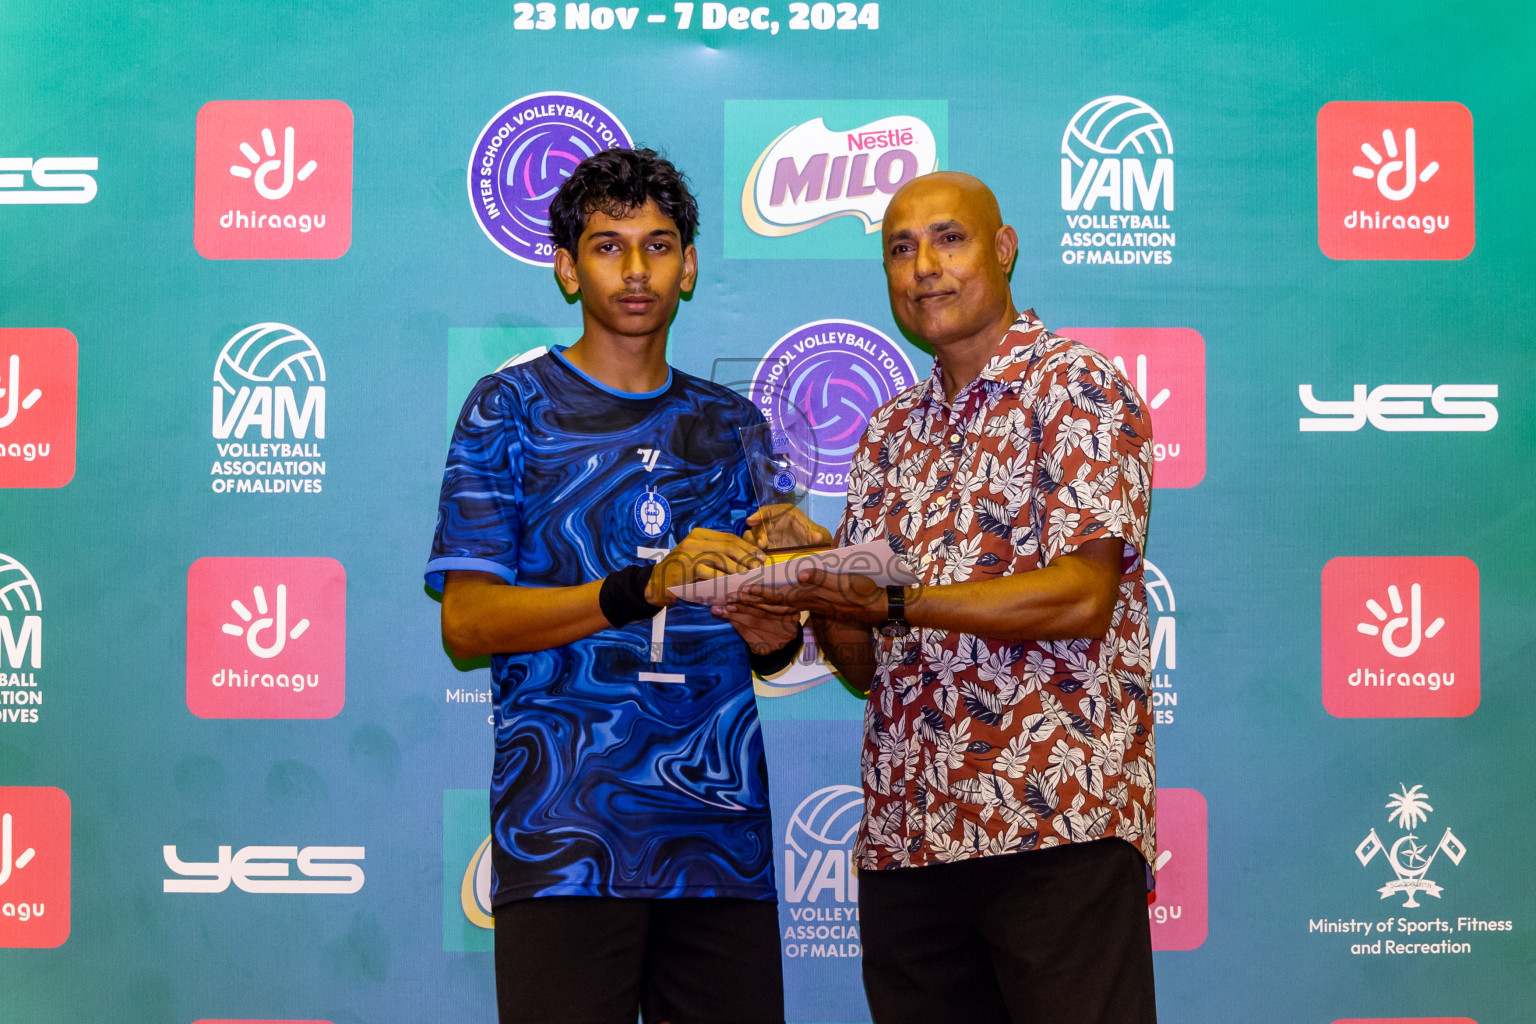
[{"xmin": 1356, "ymin": 784, "xmax": 1466, "ymax": 908}]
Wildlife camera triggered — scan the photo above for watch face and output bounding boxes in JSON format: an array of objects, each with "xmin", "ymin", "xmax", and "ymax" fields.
[{"xmin": 879, "ymin": 621, "xmax": 910, "ymax": 638}]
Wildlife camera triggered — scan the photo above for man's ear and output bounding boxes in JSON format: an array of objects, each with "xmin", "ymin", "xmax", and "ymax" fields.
[
  {"xmin": 553, "ymin": 246, "xmax": 581, "ymax": 297},
  {"xmin": 680, "ymin": 244, "xmax": 699, "ymax": 295},
  {"xmin": 995, "ymin": 225, "xmax": 1019, "ymax": 276}
]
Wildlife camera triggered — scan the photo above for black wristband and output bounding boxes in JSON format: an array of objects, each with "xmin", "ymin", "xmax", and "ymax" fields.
[
  {"xmin": 749, "ymin": 629, "xmax": 804, "ymax": 678},
  {"xmin": 598, "ymin": 564, "xmax": 662, "ymax": 627}
]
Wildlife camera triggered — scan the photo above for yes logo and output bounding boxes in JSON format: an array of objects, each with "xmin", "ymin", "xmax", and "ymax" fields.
[
  {"xmin": 0, "ymin": 158, "xmax": 97, "ymax": 204},
  {"xmin": 1149, "ymin": 788, "xmax": 1206, "ymax": 951},
  {"xmin": 186, "ymin": 557, "xmax": 346, "ymax": 719},
  {"xmin": 1298, "ymin": 383, "xmax": 1497, "ymax": 432},
  {"xmin": 195, "ymin": 100, "xmax": 354, "ymax": 260},
  {"xmin": 163, "ymin": 844, "xmax": 364, "ymax": 894},
  {"xmin": 0, "ymin": 329, "xmax": 77, "ymax": 488},
  {"xmin": 1317, "ymin": 101, "xmax": 1474, "ymax": 261},
  {"xmin": 1059, "ymin": 328, "xmax": 1204, "ymax": 487},
  {"xmin": 1322, "ymin": 557, "xmax": 1479, "ymax": 718},
  {"xmin": 0, "ymin": 786, "xmax": 70, "ymax": 948}
]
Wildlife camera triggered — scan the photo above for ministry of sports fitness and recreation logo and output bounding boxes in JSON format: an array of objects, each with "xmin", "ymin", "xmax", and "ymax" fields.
[
  {"xmin": 1059, "ymin": 328, "xmax": 1205, "ymax": 488},
  {"xmin": 468, "ymin": 92, "xmax": 632, "ymax": 266},
  {"xmin": 194, "ymin": 100, "xmax": 354, "ymax": 260},
  {"xmin": 0, "ymin": 156, "xmax": 97, "ymax": 204},
  {"xmin": 0, "ymin": 329, "xmax": 77, "ymax": 489},
  {"xmin": 1321, "ymin": 557, "xmax": 1479, "ymax": 718},
  {"xmin": 1317, "ymin": 101, "xmax": 1474, "ymax": 261},
  {"xmin": 185, "ymin": 556, "xmax": 347, "ymax": 719},
  {"xmin": 1356, "ymin": 784, "xmax": 1466, "ymax": 908},
  {"xmin": 0, "ymin": 553, "xmax": 44, "ymax": 727},
  {"xmin": 781, "ymin": 784, "xmax": 862, "ymax": 960},
  {"xmin": 0, "ymin": 786, "xmax": 70, "ymax": 948},
  {"xmin": 442, "ymin": 789, "xmax": 494, "ymax": 952},
  {"xmin": 1059, "ymin": 96, "xmax": 1176, "ymax": 267},
  {"xmin": 1148, "ymin": 788, "xmax": 1207, "ymax": 951},
  {"xmin": 725, "ymin": 100, "xmax": 947, "ymax": 259},
  {"xmin": 750, "ymin": 320, "xmax": 917, "ymax": 497},
  {"xmin": 209, "ymin": 323, "xmax": 329, "ymax": 495},
  {"xmin": 1298, "ymin": 382, "xmax": 1497, "ymax": 432}
]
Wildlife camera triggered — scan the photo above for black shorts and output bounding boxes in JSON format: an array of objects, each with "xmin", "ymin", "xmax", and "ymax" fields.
[
  {"xmin": 859, "ymin": 838, "xmax": 1157, "ymax": 1024},
  {"xmin": 494, "ymin": 896, "xmax": 785, "ymax": 1024}
]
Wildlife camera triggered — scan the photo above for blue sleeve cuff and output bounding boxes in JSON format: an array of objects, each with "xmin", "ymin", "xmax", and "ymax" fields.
[{"xmin": 425, "ymin": 556, "xmax": 518, "ymax": 593}]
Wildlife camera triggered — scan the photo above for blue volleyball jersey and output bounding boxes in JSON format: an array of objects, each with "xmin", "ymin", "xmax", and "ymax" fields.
[{"xmin": 427, "ymin": 348, "xmax": 775, "ymax": 904}]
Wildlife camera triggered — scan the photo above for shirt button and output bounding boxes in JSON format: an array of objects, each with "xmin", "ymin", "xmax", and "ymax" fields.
[
  {"xmin": 920, "ymin": 554, "xmax": 934, "ymax": 566},
  {"xmin": 949, "ymin": 434, "xmax": 961, "ymax": 443}
]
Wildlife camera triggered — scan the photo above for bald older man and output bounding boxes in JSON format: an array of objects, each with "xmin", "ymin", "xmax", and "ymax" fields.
[{"xmin": 730, "ymin": 173, "xmax": 1159, "ymax": 1022}]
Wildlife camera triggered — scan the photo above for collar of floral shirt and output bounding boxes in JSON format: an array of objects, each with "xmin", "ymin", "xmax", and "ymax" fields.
[{"xmin": 915, "ymin": 308, "xmax": 1051, "ymax": 412}]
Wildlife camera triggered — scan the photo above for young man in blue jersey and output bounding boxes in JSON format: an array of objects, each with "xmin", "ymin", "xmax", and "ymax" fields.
[{"xmin": 427, "ymin": 148, "xmax": 817, "ymax": 1024}]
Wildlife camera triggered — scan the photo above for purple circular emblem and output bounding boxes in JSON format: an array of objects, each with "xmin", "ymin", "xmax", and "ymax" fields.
[
  {"xmin": 468, "ymin": 92, "xmax": 632, "ymax": 266},
  {"xmin": 751, "ymin": 320, "xmax": 918, "ymax": 497}
]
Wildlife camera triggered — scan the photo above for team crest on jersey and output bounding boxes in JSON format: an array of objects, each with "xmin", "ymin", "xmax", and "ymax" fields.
[{"xmin": 634, "ymin": 489, "xmax": 671, "ymax": 538}]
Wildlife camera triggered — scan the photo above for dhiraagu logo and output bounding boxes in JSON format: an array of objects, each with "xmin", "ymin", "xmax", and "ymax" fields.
[
  {"xmin": 726, "ymin": 100, "xmax": 947, "ymax": 259},
  {"xmin": 443, "ymin": 788, "xmax": 494, "ymax": 952}
]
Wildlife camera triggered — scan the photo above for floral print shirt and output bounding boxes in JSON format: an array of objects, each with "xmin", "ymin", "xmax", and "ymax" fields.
[{"xmin": 837, "ymin": 311, "xmax": 1157, "ymax": 873}]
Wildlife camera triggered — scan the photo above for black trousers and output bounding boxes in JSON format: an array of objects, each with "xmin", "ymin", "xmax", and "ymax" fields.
[
  {"xmin": 493, "ymin": 895, "xmax": 784, "ymax": 1024},
  {"xmin": 859, "ymin": 838, "xmax": 1157, "ymax": 1024}
]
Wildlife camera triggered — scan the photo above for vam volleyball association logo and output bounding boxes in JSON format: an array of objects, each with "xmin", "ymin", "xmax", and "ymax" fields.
[
  {"xmin": 185, "ymin": 556, "xmax": 346, "ymax": 719},
  {"xmin": 209, "ymin": 323, "xmax": 328, "ymax": 495},
  {"xmin": 751, "ymin": 320, "xmax": 917, "ymax": 497},
  {"xmin": 1317, "ymin": 101, "xmax": 1474, "ymax": 261},
  {"xmin": 1144, "ymin": 559, "xmax": 1178, "ymax": 726},
  {"xmin": 469, "ymin": 92, "xmax": 632, "ymax": 266},
  {"xmin": 194, "ymin": 100, "xmax": 353, "ymax": 260},
  {"xmin": 1059, "ymin": 96, "xmax": 1176, "ymax": 266},
  {"xmin": 0, "ymin": 328, "xmax": 77, "ymax": 489},
  {"xmin": 1321, "ymin": 557, "xmax": 1479, "ymax": 718},
  {"xmin": 0, "ymin": 552, "xmax": 44, "ymax": 726},
  {"xmin": 0, "ymin": 786, "xmax": 70, "ymax": 948},
  {"xmin": 782, "ymin": 784, "xmax": 862, "ymax": 960}
]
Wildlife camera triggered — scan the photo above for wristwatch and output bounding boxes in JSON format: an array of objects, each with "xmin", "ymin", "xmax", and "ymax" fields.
[{"xmin": 878, "ymin": 585, "xmax": 910, "ymax": 638}]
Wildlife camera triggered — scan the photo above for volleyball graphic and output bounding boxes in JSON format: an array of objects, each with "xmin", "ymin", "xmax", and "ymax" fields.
[
  {"xmin": 213, "ymin": 322, "xmax": 326, "ymax": 394},
  {"xmin": 784, "ymin": 784, "xmax": 863, "ymax": 858},
  {"xmin": 1061, "ymin": 95, "xmax": 1173, "ymax": 167},
  {"xmin": 0, "ymin": 553, "xmax": 41, "ymax": 613}
]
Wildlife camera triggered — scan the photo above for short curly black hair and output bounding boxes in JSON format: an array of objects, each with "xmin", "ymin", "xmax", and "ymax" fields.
[{"xmin": 548, "ymin": 147, "xmax": 699, "ymax": 255}]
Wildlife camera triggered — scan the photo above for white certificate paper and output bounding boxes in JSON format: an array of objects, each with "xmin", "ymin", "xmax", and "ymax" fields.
[{"xmin": 667, "ymin": 540, "xmax": 918, "ymax": 605}]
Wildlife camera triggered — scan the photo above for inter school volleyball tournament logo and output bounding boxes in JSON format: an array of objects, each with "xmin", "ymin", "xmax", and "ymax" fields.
[
  {"xmin": 1059, "ymin": 96, "xmax": 1176, "ymax": 267},
  {"xmin": 1356, "ymin": 784, "xmax": 1466, "ymax": 908},
  {"xmin": 185, "ymin": 557, "xmax": 346, "ymax": 719},
  {"xmin": 469, "ymin": 92, "xmax": 632, "ymax": 266},
  {"xmin": 0, "ymin": 329, "xmax": 76, "ymax": 489},
  {"xmin": 1059, "ymin": 328, "xmax": 1204, "ymax": 488},
  {"xmin": 751, "ymin": 321, "xmax": 917, "ymax": 497},
  {"xmin": 0, "ymin": 553, "xmax": 44, "ymax": 727},
  {"xmin": 210, "ymin": 323, "xmax": 328, "ymax": 495},
  {"xmin": 1149, "ymin": 788, "xmax": 1207, "ymax": 951},
  {"xmin": 194, "ymin": 100, "xmax": 354, "ymax": 260},
  {"xmin": 1317, "ymin": 101, "xmax": 1474, "ymax": 261},
  {"xmin": 1321, "ymin": 557, "xmax": 1479, "ymax": 719},
  {"xmin": 781, "ymin": 784, "xmax": 862, "ymax": 960},
  {"xmin": 0, "ymin": 786, "xmax": 70, "ymax": 948}
]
